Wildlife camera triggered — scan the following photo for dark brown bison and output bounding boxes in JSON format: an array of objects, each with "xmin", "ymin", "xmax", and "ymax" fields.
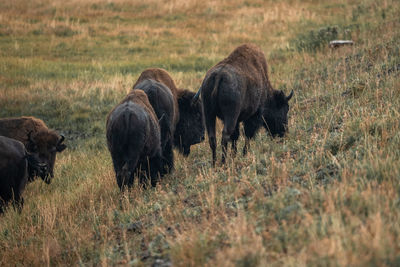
[
  {"xmin": 106, "ymin": 90, "xmax": 163, "ymax": 189},
  {"xmin": 132, "ymin": 79, "xmax": 176, "ymax": 173},
  {"xmin": 192, "ymin": 43, "xmax": 293, "ymax": 165},
  {"xmin": 0, "ymin": 136, "xmax": 46, "ymax": 213},
  {"xmin": 174, "ymin": 89, "xmax": 205, "ymax": 156},
  {"xmin": 132, "ymin": 68, "xmax": 205, "ymax": 159},
  {"xmin": 0, "ymin": 116, "xmax": 66, "ymax": 183}
]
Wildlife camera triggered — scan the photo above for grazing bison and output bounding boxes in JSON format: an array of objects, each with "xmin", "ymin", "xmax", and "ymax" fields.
[
  {"xmin": 192, "ymin": 43, "xmax": 293, "ymax": 165},
  {"xmin": 174, "ymin": 89, "xmax": 205, "ymax": 156},
  {"xmin": 132, "ymin": 68, "xmax": 205, "ymax": 159},
  {"xmin": 132, "ymin": 79, "xmax": 176, "ymax": 173},
  {"xmin": 0, "ymin": 136, "xmax": 46, "ymax": 213},
  {"xmin": 0, "ymin": 116, "xmax": 66, "ymax": 183},
  {"xmin": 106, "ymin": 90, "xmax": 163, "ymax": 190}
]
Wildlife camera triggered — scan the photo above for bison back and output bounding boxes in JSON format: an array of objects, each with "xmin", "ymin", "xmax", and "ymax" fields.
[
  {"xmin": 0, "ymin": 116, "xmax": 48, "ymax": 146},
  {"xmin": 133, "ymin": 79, "xmax": 176, "ymax": 141},
  {"xmin": 133, "ymin": 68, "xmax": 180, "ymax": 124}
]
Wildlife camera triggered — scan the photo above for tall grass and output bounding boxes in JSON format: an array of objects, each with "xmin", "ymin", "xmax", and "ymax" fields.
[{"xmin": 0, "ymin": 0, "xmax": 400, "ymax": 265}]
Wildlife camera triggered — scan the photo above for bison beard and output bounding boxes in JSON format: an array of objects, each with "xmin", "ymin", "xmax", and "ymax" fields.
[
  {"xmin": 106, "ymin": 90, "xmax": 163, "ymax": 190},
  {"xmin": 192, "ymin": 43, "xmax": 293, "ymax": 166}
]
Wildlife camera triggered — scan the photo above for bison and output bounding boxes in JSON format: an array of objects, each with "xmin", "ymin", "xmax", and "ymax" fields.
[
  {"xmin": 0, "ymin": 116, "xmax": 66, "ymax": 183},
  {"xmin": 0, "ymin": 136, "xmax": 46, "ymax": 213},
  {"xmin": 192, "ymin": 43, "xmax": 293, "ymax": 165},
  {"xmin": 132, "ymin": 68, "xmax": 205, "ymax": 162},
  {"xmin": 106, "ymin": 90, "xmax": 163, "ymax": 190},
  {"xmin": 132, "ymin": 79, "xmax": 176, "ymax": 173}
]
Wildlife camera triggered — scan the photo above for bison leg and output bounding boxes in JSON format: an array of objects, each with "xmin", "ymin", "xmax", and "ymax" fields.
[
  {"xmin": 162, "ymin": 139, "xmax": 174, "ymax": 174},
  {"xmin": 243, "ymin": 110, "xmax": 263, "ymax": 155},
  {"xmin": 138, "ymin": 162, "xmax": 150, "ymax": 189},
  {"xmin": 112, "ymin": 154, "xmax": 139, "ymax": 190},
  {"xmin": 230, "ymin": 123, "xmax": 240, "ymax": 157},
  {"xmin": 112, "ymin": 158, "xmax": 127, "ymax": 190},
  {"xmin": 139, "ymin": 155, "xmax": 162, "ymax": 188},
  {"xmin": 204, "ymin": 108, "xmax": 217, "ymax": 167},
  {"xmin": 118, "ymin": 162, "xmax": 134, "ymax": 190},
  {"xmin": 150, "ymin": 155, "xmax": 163, "ymax": 187},
  {"xmin": 221, "ymin": 118, "xmax": 237, "ymax": 164}
]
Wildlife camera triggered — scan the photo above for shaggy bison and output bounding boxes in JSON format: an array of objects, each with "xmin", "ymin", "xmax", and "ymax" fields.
[
  {"xmin": 132, "ymin": 68, "xmax": 205, "ymax": 160},
  {"xmin": 106, "ymin": 90, "xmax": 163, "ymax": 189},
  {"xmin": 132, "ymin": 79, "xmax": 176, "ymax": 173},
  {"xmin": 0, "ymin": 116, "xmax": 66, "ymax": 183},
  {"xmin": 192, "ymin": 43, "xmax": 293, "ymax": 165},
  {"xmin": 0, "ymin": 136, "xmax": 46, "ymax": 213}
]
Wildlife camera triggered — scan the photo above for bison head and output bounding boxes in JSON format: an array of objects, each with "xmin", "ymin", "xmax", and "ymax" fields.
[
  {"xmin": 27, "ymin": 131, "xmax": 66, "ymax": 183},
  {"xmin": 174, "ymin": 90, "xmax": 205, "ymax": 156},
  {"xmin": 263, "ymin": 90, "xmax": 293, "ymax": 137}
]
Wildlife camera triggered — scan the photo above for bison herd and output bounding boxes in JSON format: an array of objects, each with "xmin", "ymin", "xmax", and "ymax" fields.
[{"xmin": 0, "ymin": 43, "xmax": 293, "ymax": 212}]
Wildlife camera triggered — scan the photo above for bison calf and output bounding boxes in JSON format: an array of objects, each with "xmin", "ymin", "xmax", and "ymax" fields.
[
  {"xmin": 0, "ymin": 136, "xmax": 45, "ymax": 213},
  {"xmin": 192, "ymin": 43, "xmax": 293, "ymax": 165},
  {"xmin": 106, "ymin": 90, "xmax": 163, "ymax": 190},
  {"xmin": 0, "ymin": 116, "xmax": 66, "ymax": 183}
]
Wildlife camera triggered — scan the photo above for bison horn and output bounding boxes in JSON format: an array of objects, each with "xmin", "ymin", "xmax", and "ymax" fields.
[
  {"xmin": 286, "ymin": 90, "xmax": 294, "ymax": 101},
  {"xmin": 191, "ymin": 88, "xmax": 201, "ymax": 106}
]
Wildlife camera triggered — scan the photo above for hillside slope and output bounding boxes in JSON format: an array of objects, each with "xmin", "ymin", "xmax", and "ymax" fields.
[{"xmin": 0, "ymin": 0, "xmax": 399, "ymax": 265}]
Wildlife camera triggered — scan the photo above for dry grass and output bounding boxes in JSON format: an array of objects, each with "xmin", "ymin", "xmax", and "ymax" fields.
[{"xmin": 0, "ymin": 0, "xmax": 400, "ymax": 266}]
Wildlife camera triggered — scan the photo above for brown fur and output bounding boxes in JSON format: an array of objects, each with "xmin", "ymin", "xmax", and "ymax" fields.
[
  {"xmin": 106, "ymin": 90, "xmax": 163, "ymax": 189},
  {"xmin": 195, "ymin": 43, "xmax": 292, "ymax": 165},
  {"xmin": 0, "ymin": 116, "xmax": 66, "ymax": 182},
  {"xmin": 132, "ymin": 68, "xmax": 205, "ymax": 156},
  {"xmin": 132, "ymin": 68, "xmax": 180, "ymax": 127},
  {"xmin": 107, "ymin": 90, "xmax": 159, "ymax": 128},
  {"xmin": 0, "ymin": 136, "xmax": 28, "ymax": 213},
  {"xmin": 0, "ymin": 136, "xmax": 47, "ymax": 213},
  {"xmin": 0, "ymin": 116, "xmax": 58, "ymax": 146}
]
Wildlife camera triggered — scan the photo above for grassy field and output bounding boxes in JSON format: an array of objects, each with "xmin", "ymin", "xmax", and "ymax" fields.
[{"xmin": 1, "ymin": 0, "xmax": 400, "ymax": 265}]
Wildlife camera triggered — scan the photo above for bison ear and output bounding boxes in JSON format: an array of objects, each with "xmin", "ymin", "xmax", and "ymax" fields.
[{"xmin": 56, "ymin": 144, "xmax": 66, "ymax": 152}]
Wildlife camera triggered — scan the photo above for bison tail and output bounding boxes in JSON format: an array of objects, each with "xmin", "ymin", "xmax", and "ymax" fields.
[{"xmin": 210, "ymin": 74, "xmax": 222, "ymax": 100}]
